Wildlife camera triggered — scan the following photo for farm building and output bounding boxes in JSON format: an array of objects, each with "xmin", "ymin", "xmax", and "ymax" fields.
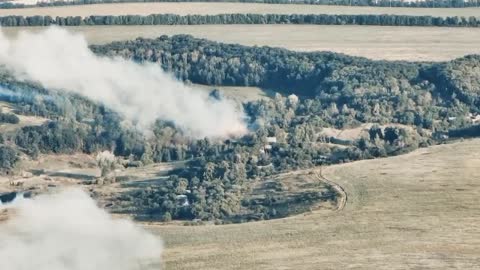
[{"xmin": 266, "ymin": 137, "xmax": 277, "ymax": 144}]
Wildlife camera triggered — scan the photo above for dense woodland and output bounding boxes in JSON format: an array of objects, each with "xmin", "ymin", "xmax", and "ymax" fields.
[
  {"xmin": 1, "ymin": 0, "xmax": 478, "ymax": 9},
  {"xmin": 0, "ymin": 36, "xmax": 479, "ymax": 221},
  {"xmin": 0, "ymin": 13, "xmax": 479, "ymax": 27}
]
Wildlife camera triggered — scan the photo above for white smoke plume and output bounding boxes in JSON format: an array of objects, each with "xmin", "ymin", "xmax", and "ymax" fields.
[
  {"xmin": 0, "ymin": 188, "xmax": 163, "ymax": 270},
  {"xmin": 0, "ymin": 27, "xmax": 247, "ymax": 138}
]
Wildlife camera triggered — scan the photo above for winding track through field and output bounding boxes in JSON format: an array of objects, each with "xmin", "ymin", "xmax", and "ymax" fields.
[
  {"xmin": 314, "ymin": 168, "xmax": 347, "ymax": 211},
  {"xmin": 154, "ymin": 140, "xmax": 480, "ymax": 269}
]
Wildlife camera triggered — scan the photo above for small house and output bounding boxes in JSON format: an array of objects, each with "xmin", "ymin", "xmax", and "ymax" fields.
[
  {"xmin": 175, "ymin": 195, "xmax": 189, "ymax": 207},
  {"xmin": 266, "ymin": 137, "xmax": 277, "ymax": 144},
  {"xmin": 469, "ymin": 113, "xmax": 480, "ymax": 123},
  {"xmin": 263, "ymin": 136, "xmax": 277, "ymax": 153}
]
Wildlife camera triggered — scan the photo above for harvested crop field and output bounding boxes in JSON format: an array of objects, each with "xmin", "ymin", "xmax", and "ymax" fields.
[
  {"xmin": 150, "ymin": 139, "xmax": 480, "ymax": 270},
  {"xmin": 4, "ymin": 24, "xmax": 480, "ymax": 61},
  {"xmin": 0, "ymin": 3, "xmax": 479, "ymax": 17}
]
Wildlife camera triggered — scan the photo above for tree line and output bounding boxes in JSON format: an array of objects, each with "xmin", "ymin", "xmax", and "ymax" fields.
[
  {"xmin": 0, "ymin": 13, "xmax": 479, "ymax": 27},
  {"xmin": 2, "ymin": 0, "xmax": 479, "ymax": 9}
]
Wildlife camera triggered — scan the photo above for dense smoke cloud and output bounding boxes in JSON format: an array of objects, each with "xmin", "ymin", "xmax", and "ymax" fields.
[
  {"xmin": 0, "ymin": 189, "xmax": 163, "ymax": 270},
  {"xmin": 0, "ymin": 27, "xmax": 247, "ymax": 138}
]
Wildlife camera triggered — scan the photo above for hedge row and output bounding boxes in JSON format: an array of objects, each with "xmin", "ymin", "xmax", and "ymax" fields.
[
  {"xmin": 0, "ymin": 13, "xmax": 479, "ymax": 27},
  {"xmin": 2, "ymin": 0, "xmax": 478, "ymax": 9}
]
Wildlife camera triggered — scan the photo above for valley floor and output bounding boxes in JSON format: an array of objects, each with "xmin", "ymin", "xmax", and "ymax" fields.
[{"xmin": 150, "ymin": 139, "xmax": 480, "ymax": 269}]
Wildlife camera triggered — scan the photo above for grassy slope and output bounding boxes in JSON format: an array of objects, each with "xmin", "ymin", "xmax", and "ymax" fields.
[
  {"xmin": 4, "ymin": 25, "xmax": 480, "ymax": 61},
  {"xmin": 0, "ymin": 3, "xmax": 479, "ymax": 17},
  {"xmin": 150, "ymin": 139, "xmax": 480, "ymax": 269}
]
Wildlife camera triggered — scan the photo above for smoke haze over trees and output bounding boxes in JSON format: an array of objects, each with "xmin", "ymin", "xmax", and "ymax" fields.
[{"xmin": 0, "ymin": 27, "xmax": 246, "ymax": 138}]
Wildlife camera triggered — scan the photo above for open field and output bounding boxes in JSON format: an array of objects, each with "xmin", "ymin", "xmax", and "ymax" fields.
[
  {"xmin": 4, "ymin": 24, "xmax": 480, "ymax": 61},
  {"xmin": 150, "ymin": 139, "xmax": 480, "ymax": 269},
  {"xmin": 1, "ymin": 3, "xmax": 479, "ymax": 17},
  {"xmin": 195, "ymin": 84, "xmax": 272, "ymax": 103},
  {"xmin": 320, "ymin": 123, "xmax": 418, "ymax": 141}
]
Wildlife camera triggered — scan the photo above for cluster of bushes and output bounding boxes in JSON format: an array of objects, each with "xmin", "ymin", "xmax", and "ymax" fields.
[
  {"xmin": 0, "ymin": 13, "xmax": 479, "ymax": 27},
  {"xmin": 0, "ymin": 112, "xmax": 19, "ymax": 124},
  {"xmin": 0, "ymin": 145, "xmax": 18, "ymax": 171}
]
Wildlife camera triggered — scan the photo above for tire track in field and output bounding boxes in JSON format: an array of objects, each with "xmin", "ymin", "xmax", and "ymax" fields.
[{"xmin": 314, "ymin": 167, "xmax": 347, "ymax": 211}]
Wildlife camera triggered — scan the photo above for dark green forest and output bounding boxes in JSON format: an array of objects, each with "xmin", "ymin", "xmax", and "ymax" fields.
[
  {"xmin": 0, "ymin": 35, "xmax": 479, "ymax": 221},
  {"xmin": 0, "ymin": 13, "xmax": 479, "ymax": 27}
]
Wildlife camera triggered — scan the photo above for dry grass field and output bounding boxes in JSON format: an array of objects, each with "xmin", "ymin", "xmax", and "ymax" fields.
[
  {"xmin": 4, "ymin": 24, "xmax": 480, "ymax": 61},
  {"xmin": 149, "ymin": 139, "xmax": 480, "ymax": 269},
  {"xmin": 319, "ymin": 123, "xmax": 417, "ymax": 141},
  {"xmin": 1, "ymin": 122, "xmax": 479, "ymax": 269},
  {"xmin": 194, "ymin": 84, "xmax": 272, "ymax": 103},
  {"xmin": 1, "ymin": 3, "xmax": 479, "ymax": 17}
]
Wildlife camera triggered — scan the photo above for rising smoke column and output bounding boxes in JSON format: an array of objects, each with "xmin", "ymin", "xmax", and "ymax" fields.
[
  {"xmin": 0, "ymin": 27, "xmax": 247, "ymax": 138},
  {"xmin": 0, "ymin": 189, "xmax": 163, "ymax": 270}
]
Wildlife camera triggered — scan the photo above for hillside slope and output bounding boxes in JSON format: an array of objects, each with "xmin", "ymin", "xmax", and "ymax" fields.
[{"xmin": 151, "ymin": 139, "xmax": 480, "ymax": 269}]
